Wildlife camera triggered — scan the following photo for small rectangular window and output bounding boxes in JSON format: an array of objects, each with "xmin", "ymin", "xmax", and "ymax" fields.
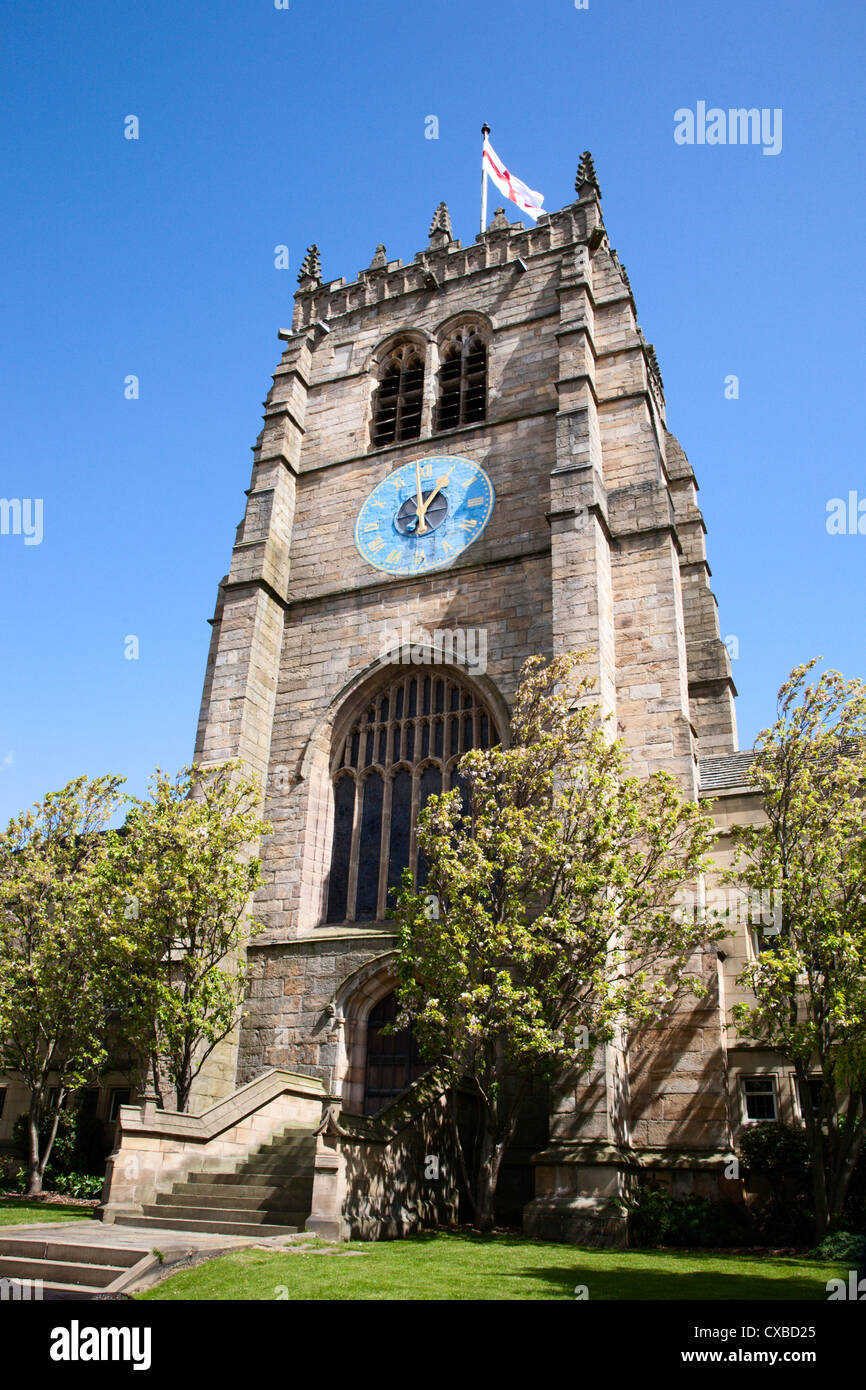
[
  {"xmin": 742, "ymin": 1076, "xmax": 777, "ymax": 1121},
  {"xmin": 797, "ymin": 1076, "xmax": 823, "ymax": 1122},
  {"xmin": 750, "ymin": 927, "xmax": 779, "ymax": 957},
  {"xmin": 0, "ymin": 1088, "xmax": 6, "ymax": 1120},
  {"xmin": 109, "ymin": 1088, "xmax": 132, "ymax": 1121}
]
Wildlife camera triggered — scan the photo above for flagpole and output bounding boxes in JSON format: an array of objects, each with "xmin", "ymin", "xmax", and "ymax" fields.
[{"xmin": 480, "ymin": 123, "xmax": 490, "ymax": 233}]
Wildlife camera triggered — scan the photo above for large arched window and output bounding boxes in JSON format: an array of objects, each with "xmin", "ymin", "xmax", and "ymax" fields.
[
  {"xmin": 371, "ymin": 342, "xmax": 425, "ymax": 448},
  {"xmin": 325, "ymin": 669, "xmax": 498, "ymax": 924},
  {"xmin": 436, "ymin": 325, "xmax": 487, "ymax": 432}
]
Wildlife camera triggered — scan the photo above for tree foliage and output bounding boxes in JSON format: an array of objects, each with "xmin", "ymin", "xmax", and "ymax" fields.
[
  {"xmin": 104, "ymin": 763, "xmax": 269, "ymax": 1112},
  {"xmin": 0, "ymin": 775, "xmax": 125, "ymax": 1193},
  {"xmin": 394, "ymin": 652, "xmax": 719, "ymax": 1227},
  {"xmin": 0, "ymin": 761, "xmax": 269, "ymax": 1190},
  {"xmin": 730, "ymin": 659, "xmax": 866, "ymax": 1237}
]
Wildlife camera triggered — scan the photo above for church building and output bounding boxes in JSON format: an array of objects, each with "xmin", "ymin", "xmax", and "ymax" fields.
[{"xmin": 91, "ymin": 154, "xmax": 804, "ymax": 1241}]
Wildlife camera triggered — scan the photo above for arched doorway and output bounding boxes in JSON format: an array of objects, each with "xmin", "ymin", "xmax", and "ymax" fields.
[{"xmin": 363, "ymin": 991, "xmax": 429, "ymax": 1115}]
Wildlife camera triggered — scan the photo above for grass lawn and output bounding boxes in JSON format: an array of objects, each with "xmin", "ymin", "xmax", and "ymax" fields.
[
  {"xmin": 138, "ymin": 1231, "xmax": 842, "ymax": 1301},
  {"xmin": 0, "ymin": 1198, "xmax": 96, "ymax": 1226}
]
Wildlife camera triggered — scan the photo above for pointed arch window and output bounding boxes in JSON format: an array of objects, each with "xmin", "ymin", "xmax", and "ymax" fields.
[
  {"xmin": 325, "ymin": 670, "xmax": 498, "ymax": 924},
  {"xmin": 372, "ymin": 342, "xmax": 425, "ymax": 448},
  {"xmin": 436, "ymin": 326, "xmax": 487, "ymax": 432}
]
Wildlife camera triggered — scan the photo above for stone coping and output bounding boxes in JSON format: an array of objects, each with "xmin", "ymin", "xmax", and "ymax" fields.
[
  {"xmin": 117, "ymin": 1068, "xmax": 326, "ymax": 1143},
  {"xmin": 532, "ymin": 1142, "xmax": 736, "ymax": 1170},
  {"xmin": 338, "ymin": 1067, "xmax": 463, "ymax": 1145}
]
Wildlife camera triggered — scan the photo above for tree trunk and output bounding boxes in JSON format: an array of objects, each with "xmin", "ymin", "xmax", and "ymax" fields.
[
  {"xmin": 473, "ymin": 1124, "xmax": 504, "ymax": 1232},
  {"xmin": 149, "ymin": 1053, "xmax": 164, "ymax": 1109},
  {"xmin": 828, "ymin": 1107, "xmax": 866, "ymax": 1223},
  {"xmin": 26, "ymin": 1106, "xmax": 42, "ymax": 1197},
  {"xmin": 26, "ymin": 1097, "xmax": 63, "ymax": 1197},
  {"xmin": 810, "ymin": 1136, "xmax": 830, "ymax": 1241},
  {"xmin": 174, "ymin": 1040, "xmax": 194, "ymax": 1113},
  {"xmin": 471, "ymin": 1077, "xmax": 531, "ymax": 1231}
]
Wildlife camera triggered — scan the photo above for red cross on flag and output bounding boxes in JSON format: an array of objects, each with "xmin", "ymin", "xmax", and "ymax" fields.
[{"xmin": 482, "ymin": 137, "xmax": 545, "ymax": 222}]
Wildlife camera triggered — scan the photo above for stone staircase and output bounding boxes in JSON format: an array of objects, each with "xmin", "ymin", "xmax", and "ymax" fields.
[
  {"xmin": 114, "ymin": 1125, "xmax": 317, "ymax": 1238},
  {"xmin": 0, "ymin": 1231, "xmax": 152, "ymax": 1298}
]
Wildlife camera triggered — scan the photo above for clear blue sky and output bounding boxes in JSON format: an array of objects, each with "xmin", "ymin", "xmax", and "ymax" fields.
[{"xmin": 1, "ymin": 0, "xmax": 864, "ymax": 822}]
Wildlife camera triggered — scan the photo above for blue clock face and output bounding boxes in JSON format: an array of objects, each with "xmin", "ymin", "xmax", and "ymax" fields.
[{"xmin": 355, "ymin": 455, "xmax": 495, "ymax": 576}]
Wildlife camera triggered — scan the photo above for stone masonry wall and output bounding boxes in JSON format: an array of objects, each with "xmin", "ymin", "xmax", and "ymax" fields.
[{"xmin": 190, "ymin": 170, "xmax": 741, "ymax": 1196}]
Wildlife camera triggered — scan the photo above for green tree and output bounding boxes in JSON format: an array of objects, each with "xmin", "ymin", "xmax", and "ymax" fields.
[
  {"xmin": 108, "ymin": 763, "xmax": 270, "ymax": 1113},
  {"xmin": 394, "ymin": 653, "xmax": 719, "ymax": 1229},
  {"xmin": 0, "ymin": 775, "xmax": 125, "ymax": 1194},
  {"xmin": 730, "ymin": 660, "xmax": 866, "ymax": 1239}
]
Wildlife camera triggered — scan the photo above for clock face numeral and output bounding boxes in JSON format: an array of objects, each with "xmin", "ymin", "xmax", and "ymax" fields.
[{"xmin": 354, "ymin": 455, "xmax": 495, "ymax": 576}]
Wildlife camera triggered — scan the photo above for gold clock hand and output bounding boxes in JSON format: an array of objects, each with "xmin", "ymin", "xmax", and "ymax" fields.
[
  {"xmin": 416, "ymin": 467, "xmax": 454, "ymax": 525},
  {"xmin": 414, "ymin": 458, "xmax": 428, "ymax": 534}
]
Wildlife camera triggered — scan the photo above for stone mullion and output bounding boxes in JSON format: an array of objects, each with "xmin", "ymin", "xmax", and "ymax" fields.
[
  {"xmin": 420, "ymin": 342, "xmax": 437, "ymax": 437},
  {"xmin": 377, "ymin": 774, "xmax": 393, "ymax": 921},
  {"xmin": 459, "ymin": 338, "xmax": 470, "ymax": 427},
  {"xmin": 345, "ymin": 777, "xmax": 363, "ymax": 921},
  {"xmin": 408, "ymin": 767, "xmax": 423, "ymax": 886}
]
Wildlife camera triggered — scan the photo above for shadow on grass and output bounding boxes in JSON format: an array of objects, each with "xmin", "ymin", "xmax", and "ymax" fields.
[
  {"xmin": 349, "ymin": 1230, "xmax": 835, "ymax": 1301},
  {"xmin": 515, "ymin": 1264, "xmax": 830, "ymax": 1301}
]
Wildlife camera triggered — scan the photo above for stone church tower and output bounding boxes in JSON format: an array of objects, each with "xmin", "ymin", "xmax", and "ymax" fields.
[{"xmin": 191, "ymin": 152, "xmax": 740, "ymax": 1240}]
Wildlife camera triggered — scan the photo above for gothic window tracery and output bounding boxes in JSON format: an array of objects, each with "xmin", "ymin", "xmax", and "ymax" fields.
[
  {"xmin": 325, "ymin": 669, "xmax": 497, "ymax": 924},
  {"xmin": 436, "ymin": 325, "xmax": 487, "ymax": 432},
  {"xmin": 371, "ymin": 341, "xmax": 424, "ymax": 448}
]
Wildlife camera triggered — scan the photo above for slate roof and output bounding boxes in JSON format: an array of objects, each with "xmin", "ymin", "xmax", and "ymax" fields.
[{"xmin": 698, "ymin": 750, "xmax": 755, "ymax": 793}]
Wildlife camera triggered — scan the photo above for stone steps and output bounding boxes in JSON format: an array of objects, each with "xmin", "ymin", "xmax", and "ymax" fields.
[
  {"xmin": 112, "ymin": 1123, "xmax": 318, "ymax": 1240},
  {"xmin": 156, "ymin": 1186, "xmax": 308, "ymax": 1210},
  {"xmin": 0, "ymin": 1254, "xmax": 127, "ymax": 1289},
  {"xmin": 145, "ymin": 1201, "xmax": 305, "ymax": 1226},
  {"xmin": 234, "ymin": 1156, "xmax": 316, "ymax": 1174},
  {"xmin": 184, "ymin": 1172, "xmax": 305, "ymax": 1190},
  {"xmin": 114, "ymin": 1213, "xmax": 300, "ymax": 1238},
  {"xmin": 0, "ymin": 1235, "xmax": 150, "ymax": 1296}
]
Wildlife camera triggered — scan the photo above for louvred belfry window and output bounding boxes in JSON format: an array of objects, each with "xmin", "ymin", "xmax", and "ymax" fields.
[
  {"xmin": 436, "ymin": 326, "xmax": 487, "ymax": 432},
  {"xmin": 325, "ymin": 670, "xmax": 498, "ymax": 924},
  {"xmin": 371, "ymin": 343, "xmax": 425, "ymax": 448}
]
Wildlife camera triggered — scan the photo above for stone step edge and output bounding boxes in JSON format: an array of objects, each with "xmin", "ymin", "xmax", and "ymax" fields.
[{"xmin": 113, "ymin": 1215, "xmax": 301, "ymax": 1238}]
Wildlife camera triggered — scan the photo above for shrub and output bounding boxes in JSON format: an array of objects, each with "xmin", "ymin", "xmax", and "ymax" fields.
[
  {"xmin": 7, "ymin": 1168, "xmax": 28, "ymax": 1195},
  {"xmin": 752, "ymin": 1194, "xmax": 815, "ymax": 1246},
  {"xmin": 2, "ymin": 1168, "xmax": 103, "ymax": 1199},
  {"xmin": 738, "ymin": 1122, "xmax": 811, "ymax": 1195},
  {"xmin": 49, "ymin": 1172, "xmax": 105, "ymax": 1199},
  {"xmin": 624, "ymin": 1186, "xmax": 758, "ymax": 1248},
  {"xmin": 738, "ymin": 1121, "xmax": 866, "ymax": 1237},
  {"xmin": 811, "ymin": 1230, "xmax": 866, "ymax": 1263}
]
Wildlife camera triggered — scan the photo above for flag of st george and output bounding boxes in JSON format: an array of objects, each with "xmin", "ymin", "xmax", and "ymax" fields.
[{"xmin": 482, "ymin": 138, "xmax": 545, "ymax": 221}]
